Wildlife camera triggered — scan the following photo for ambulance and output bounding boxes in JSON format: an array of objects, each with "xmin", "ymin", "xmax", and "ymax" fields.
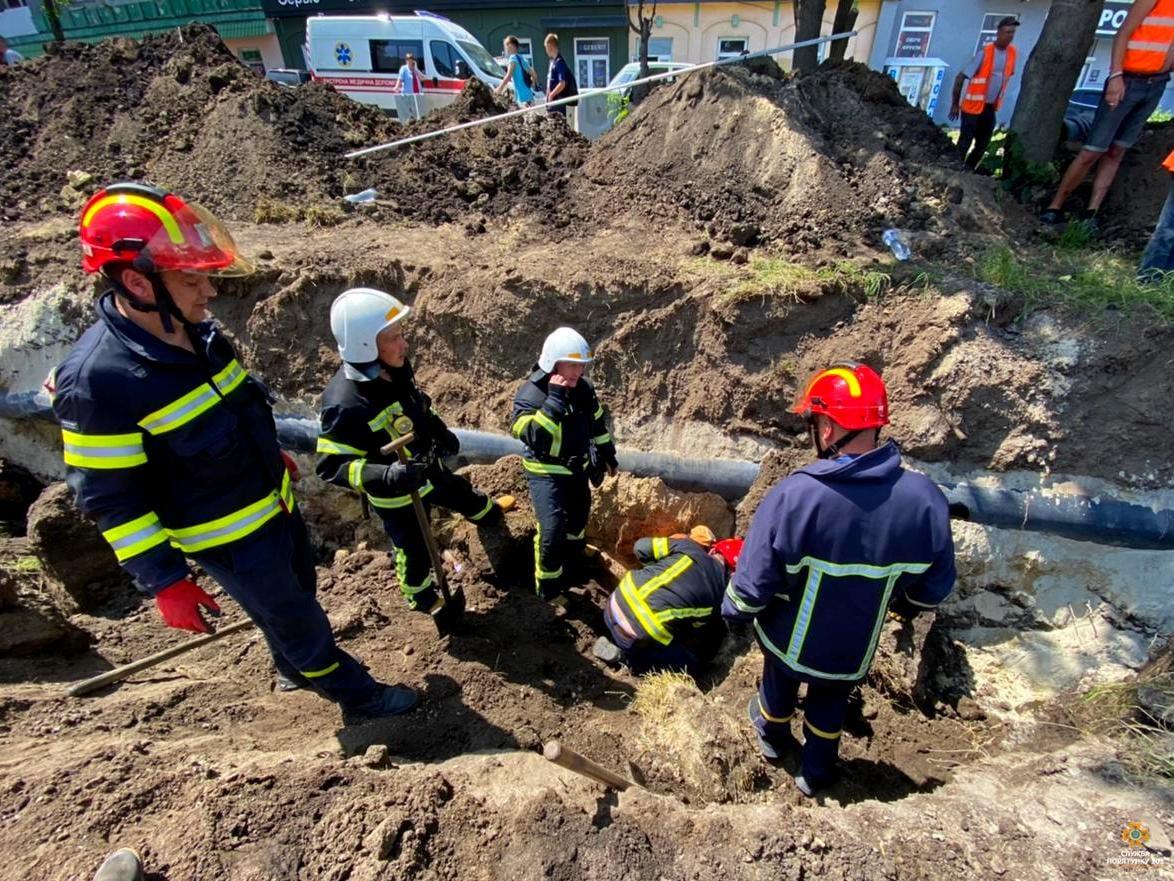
[{"xmin": 305, "ymin": 12, "xmax": 505, "ymax": 117}]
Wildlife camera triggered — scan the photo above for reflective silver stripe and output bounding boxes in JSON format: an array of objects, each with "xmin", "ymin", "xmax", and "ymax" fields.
[
  {"xmin": 107, "ymin": 520, "xmax": 166, "ymax": 554},
  {"xmin": 170, "ymin": 497, "xmax": 282, "ymax": 551},
  {"xmin": 1127, "ymin": 40, "xmax": 1170, "ymax": 52},
  {"xmin": 1143, "ymin": 16, "xmax": 1174, "ymax": 26},
  {"xmin": 139, "ymin": 385, "xmax": 219, "ymax": 434},
  {"xmin": 62, "ymin": 441, "xmax": 143, "ymax": 459}
]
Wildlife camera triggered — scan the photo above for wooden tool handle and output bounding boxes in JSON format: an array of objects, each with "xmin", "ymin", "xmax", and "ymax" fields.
[
  {"xmin": 66, "ymin": 618, "xmax": 255, "ymax": 698},
  {"xmin": 380, "ymin": 432, "xmax": 416, "ymax": 457},
  {"xmin": 543, "ymin": 740, "xmax": 634, "ymax": 791}
]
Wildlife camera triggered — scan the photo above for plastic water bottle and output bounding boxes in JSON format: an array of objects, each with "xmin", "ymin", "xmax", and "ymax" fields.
[
  {"xmin": 344, "ymin": 188, "xmax": 378, "ymax": 204},
  {"xmin": 882, "ymin": 229, "xmax": 912, "ymax": 261}
]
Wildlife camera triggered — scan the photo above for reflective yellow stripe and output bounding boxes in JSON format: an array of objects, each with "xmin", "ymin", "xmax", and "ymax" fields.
[
  {"xmin": 366, "ymin": 482, "xmax": 433, "ymax": 509},
  {"xmin": 211, "ymin": 359, "xmax": 247, "ymax": 396},
  {"xmin": 757, "ymin": 695, "xmax": 793, "ymax": 724},
  {"xmin": 803, "ymin": 720, "xmax": 842, "ymax": 740},
  {"xmin": 279, "ymin": 470, "xmax": 294, "ymax": 510},
  {"xmin": 168, "ymin": 491, "xmax": 284, "ymax": 553},
  {"xmin": 592, "ymin": 433, "xmax": 612, "ymax": 445},
  {"xmin": 639, "ymin": 556, "xmax": 692, "ymax": 600},
  {"xmin": 534, "ymin": 524, "xmax": 563, "ymax": 585},
  {"xmin": 138, "ymin": 382, "xmax": 219, "ymax": 435},
  {"xmin": 367, "ymin": 402, "xmax": 404, "ymax": 433},
  {"xmin": 593, "ymin": 404, "xmax": 605, "ymax": 420},
  {"xmin": 652, "ymin": 537, "xmax": 670, "ymax": 559},
  {"xmin": 302, "ymin": 662, "xmax": 340, "ymax": 679},
  {"xmin": 618, "ymin": 573, "xmax": 673, "ymax": 645},
  {"xmin": 522, "ymin": 459, "xmax": 573, "ymax": 476},
  {"xmin": 82, "ymin": 194, "xmax": 184, "ymax": 244},
  {"xmin": 656, "ymin": 606, "xmax": 713, "ymax": 624},
  {"xmin": 317, "ymin": 437, "xmax": 366, "ymax": 456},
  {"xmin": 102, "ymin": 512, "xmax": 169, "ymax": 562},
  {"xmin": 395, "ymin": 547, "xmax": 435, "ymax": 602},
  {"xmin": 470, "ymin": 497, "xmax": 495, "ymax": 521},
  {"xmin": 724, "ymin": 582, "xmax": 766, "ymax": 614},
  {"xmin": 511, "ymin": 414, "xmax": 535, "ymax": 438},
  {"xmin": 532, "ymin": 411, "xmax": 562, "ymax": 457},
  {"xmin": 347, "ymin": 459, "xmax": 366, "ymax": 491},
  {"xmin": 62, "ymin": 429, "xmax": 147, "ymax": 469}
]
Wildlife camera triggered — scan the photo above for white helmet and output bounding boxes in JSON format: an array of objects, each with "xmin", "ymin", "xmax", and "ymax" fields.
[
  {"xmin": 539, "ymin": 327, "xmax": 594, "ymax": 373},
  {"xmin": 330, "ymin": 288, "xmax": 411, "ymax": 368}
]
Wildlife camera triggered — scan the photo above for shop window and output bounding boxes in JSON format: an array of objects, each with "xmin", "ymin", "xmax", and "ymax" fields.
[
  {"xmin": 575, "ymin": 37, "xmax": 610, "ymax": 89},
  {"xmin": 975, "ymin": 13, "xmax": 1017, "ymax": 52},
  {"xmin": 636, "ymin": 36, "xmax": 673, "ymax": 62},
  {"xmin": 717, "ymin": 37, "xmax": 747, "ymax": 60}
]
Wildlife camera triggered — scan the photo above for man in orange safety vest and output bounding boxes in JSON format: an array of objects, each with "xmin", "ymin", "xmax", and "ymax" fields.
[{"xmin": 949, "ymin": 16, "xmax": 1019, "ymax": 172}]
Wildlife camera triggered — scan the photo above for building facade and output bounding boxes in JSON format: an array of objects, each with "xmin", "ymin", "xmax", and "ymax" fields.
[
  {"xmin": 11, "ymin": 0, "xmax": 281, "ymax": 68},
  {"xmin": 264, "ymin": 0, "xmax": 628, "ymax": 89},
  {"xmin": 626, "ymin": 0, "xmax": 881, "ymax": 68},
  {"xmin": 868, "ymin": 0, "xmax": 1174, "ymax": 126}
]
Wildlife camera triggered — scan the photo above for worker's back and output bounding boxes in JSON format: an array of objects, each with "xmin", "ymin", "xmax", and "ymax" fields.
[{"xmin": 727, "ymin": 441, "xmax": 955, "ymax": 682}]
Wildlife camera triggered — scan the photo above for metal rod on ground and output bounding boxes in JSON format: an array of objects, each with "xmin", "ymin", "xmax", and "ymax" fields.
[
  {"xmin": 66, "ymin": 619, "xmax": 255, "ymax": 698},
  {"xmin": 344, "ymin": 31, "xmax": 858, "ymax": 159},
  {"xmin": 543, "ymin": 740, "xmax": 635, "ymax": 791}
]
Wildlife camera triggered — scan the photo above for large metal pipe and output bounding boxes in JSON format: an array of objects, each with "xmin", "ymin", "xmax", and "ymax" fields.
[{"xmin": 4, "ymin": 393, "xmax": 1172, "ymax": 550}]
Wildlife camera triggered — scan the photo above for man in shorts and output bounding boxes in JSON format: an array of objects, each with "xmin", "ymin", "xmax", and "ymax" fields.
[{"xmin": 1040, "ymin": 0, "xmax": 1174, "ymax": 230}]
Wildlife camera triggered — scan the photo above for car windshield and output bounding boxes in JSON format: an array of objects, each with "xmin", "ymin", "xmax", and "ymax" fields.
[{"xmin": 458, "ymin": 40, "xmax": 505, "ymax": 79}]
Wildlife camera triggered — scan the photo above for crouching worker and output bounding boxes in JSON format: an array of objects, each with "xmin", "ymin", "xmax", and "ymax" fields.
[
  {"xmin": 723, "ymin": 362, "xmax": 955, "ymax": 797},
  {"xmin": 512, "ymin": 327, "xmax": 617, "ymax": 600},
  {"xmin": 317, "ymin": 288, "xmax": 505, "ymax": 614},
  {"xmin": 53, "ymin": 184, "xmax": 415, "ymax": 722},
  {"xmin": 595, "ymin": 526, "xmax": 742, "ymax": 678}
]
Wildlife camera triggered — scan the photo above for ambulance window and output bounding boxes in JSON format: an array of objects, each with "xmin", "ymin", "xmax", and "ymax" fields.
[
  {"xmin": 431, "ymin": 41, "xmax": 464, "ymax": 78},
  {"xmin": 370, "ymin": 39, "xmax": 424, "ymax": 73}
]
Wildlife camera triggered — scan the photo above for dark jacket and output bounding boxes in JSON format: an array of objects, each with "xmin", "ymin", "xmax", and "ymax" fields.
[
  {"xmin": 722, "ymin": 442, "xmax": 955, "ymax": 682},
  {"xmin": 51, "ymin": 293, "xmax": 293, "ymax": 594},
  {"xmin": 510, "ymin": 368, "xmax": 616, "ymax": 478},
  {"xmin": 614, "ymin": 536, "xmax": 726, "ymax": 647},
  {"xmin": 315, "ymin": 360, "xmax": 455, "ymax": 509}
]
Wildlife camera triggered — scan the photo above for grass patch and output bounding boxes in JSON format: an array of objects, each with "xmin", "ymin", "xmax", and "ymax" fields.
[
  {"xmin": 977, "ymin": 243, "xmax": 1174, "ymax": 320},
  {"xmin": 254, "ymin": 198, "xmax": 300, "ymax": 225},
  {"xmin": 1074, "ymin": 658, "xmax": 1174, "ymax": 783},
  {"xmin": 723, "ymin": 255, "xmax": 891, "ymax": 303}
]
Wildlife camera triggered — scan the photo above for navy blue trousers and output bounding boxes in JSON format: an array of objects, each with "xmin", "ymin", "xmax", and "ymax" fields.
[
  {"xmin": 195, "ymin": 510, "xmax": 378, "ymax": 709},
  {"xmin": 527, "ymin": 472, "xmax": 590, "ymax": 596},
  {"xmin": 750, "ymin": 653, "xmax": 855, "ymax": 783}
]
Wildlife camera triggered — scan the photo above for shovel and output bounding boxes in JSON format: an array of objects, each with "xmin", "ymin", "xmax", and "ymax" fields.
[{"xmin": 381, "ymin": 425, "xmax": 465, "ymax": 635}]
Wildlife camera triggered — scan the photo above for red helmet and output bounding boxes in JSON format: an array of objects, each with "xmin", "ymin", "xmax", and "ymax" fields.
[
  {"xmin": 713, "ymin": 537, "xmax": 744, "ymax": 571},
  {"xmin": 790, "ymin": 361, "xmax": 889, "ymax": 430},
  {"xmin": 79, "ymin": 183, "xmax": 254, "ymax": 277}
]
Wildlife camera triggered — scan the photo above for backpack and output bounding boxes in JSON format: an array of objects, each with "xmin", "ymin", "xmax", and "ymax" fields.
[{"xmin": 515, "ymin": 54, "xmax": 536, "ymax": 90}]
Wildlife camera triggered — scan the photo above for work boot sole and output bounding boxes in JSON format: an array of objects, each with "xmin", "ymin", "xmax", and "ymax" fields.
[{"xmin": 92, "ymin": 847, "xmax": 144, "ymax": 881}]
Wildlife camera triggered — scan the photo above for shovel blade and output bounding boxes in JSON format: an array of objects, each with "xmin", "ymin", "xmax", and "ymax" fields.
[{"xmin": 431, "ymin": 586, "xmax": 467, "ymax": 635}]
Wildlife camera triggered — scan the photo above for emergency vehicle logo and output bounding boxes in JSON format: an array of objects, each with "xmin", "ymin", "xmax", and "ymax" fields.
[
  {"xmin": 335, "ymin": 42, "xmax": 353, "ymax": 67},
  {"xmin": 1122, "ymin": 822, "xmax": 1150, "ymax": 849}
]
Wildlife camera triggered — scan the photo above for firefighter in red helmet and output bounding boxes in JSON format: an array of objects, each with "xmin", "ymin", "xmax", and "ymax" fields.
[
  {"xmin": 723, "ymin": 362, "xmax": 956, "ymax": 797},
  {"xmin": 52, "ymin": 183, "xmax": 417, "ymax": 723}
]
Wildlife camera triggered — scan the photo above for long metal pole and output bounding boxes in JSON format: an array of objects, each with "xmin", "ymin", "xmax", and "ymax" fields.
[{"xmin": 344, "ymin": 31, "xmax": 859, "ymax": 159}]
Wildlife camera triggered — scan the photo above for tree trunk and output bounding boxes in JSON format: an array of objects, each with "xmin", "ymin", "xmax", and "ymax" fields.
[
  {"xmin": 1009, "ymin": 0, "xmax": 1102, "ymax": 164},
  {"xmin": 43, "ymin": 0, "xmax": 65, "ymax": 44},
  {"xmin": 627, "ymin": 0, "xmax": 656, "ymax": 105},
  {"xmin": 828, "ymin": 0, "xmax": 858, "ymax": 62},
  {"xmin": 792, "ymin": 0, "xmax": 827, "ymax": 73}
]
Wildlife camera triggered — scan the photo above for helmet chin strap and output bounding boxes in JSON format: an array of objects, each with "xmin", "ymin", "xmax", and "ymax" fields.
[
  {"xmin": 808, "ymin": 419, "xmax": 867, "ymax": 460},
  {"xmin": 105, "ymin": 266, "xmax": 192, "ymax": 335}
]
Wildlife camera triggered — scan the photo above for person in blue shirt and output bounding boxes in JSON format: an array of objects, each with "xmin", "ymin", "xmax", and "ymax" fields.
[
  {"xmin": 723, "ymin": 362, "xmax": 956, "ymax": 797},
  {"xmin": 544, "ymin": 33, "xmax": 574, "ymax": 117},
  {"xmin": 494, "ymin": 34, "xmax": 535, "ymax": 107}
]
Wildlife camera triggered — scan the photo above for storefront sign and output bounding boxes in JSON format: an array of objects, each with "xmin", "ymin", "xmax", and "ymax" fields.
[
  {"xmin": 1097, "ymin": 0, "xmax": 1134, "ymax": 37},
  {"xmin": 260, "ymin": 0, "xmax": 373, "ymax": 18}
]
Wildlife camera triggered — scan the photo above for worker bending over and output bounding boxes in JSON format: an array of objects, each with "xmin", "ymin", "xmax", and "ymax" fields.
[
  {"xmin": 317, "ymin": 288, "xmax": 504, "ymax": 614},
  {"xmin": 596, "ymin": 526, "xmax": 743, "ymax": 677},
  {"xmin": 511, "ymin": 327, "xmax": 617, "ymax": 600},
  {"xmin": 52, "ymin": 184, "xmax": 415, "ymax": 721},
  {"xmin": 723, "ymin": 362, "xmax": 955, "ymax": 797}
]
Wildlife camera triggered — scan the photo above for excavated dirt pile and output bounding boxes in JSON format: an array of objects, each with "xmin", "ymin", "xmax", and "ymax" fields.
[
  {"xmin": 0, "ymin": 25, "xmax": 587, "ymax": 226},
  {"xmin": 580, "ymin": 58, "xmax": 1003, "ymax": 254}
]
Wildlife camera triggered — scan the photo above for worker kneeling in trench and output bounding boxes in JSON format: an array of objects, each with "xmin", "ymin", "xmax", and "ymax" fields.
[
  {"xmin": 724, "ymin": 362, "xmax": 957, "ymax": 798},
  {"xmin": 593, "ymin": 525, "xmax": 743, "ymax": 679}
]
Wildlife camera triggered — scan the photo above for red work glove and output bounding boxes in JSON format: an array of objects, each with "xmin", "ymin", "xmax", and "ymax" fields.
[
  {"xmin": 281, "ymin": 450, "xmax": 301, "ymax": 483},
  {"xmin": 155, "ymin": 579, "xmax": 221, "ymax": 633}
]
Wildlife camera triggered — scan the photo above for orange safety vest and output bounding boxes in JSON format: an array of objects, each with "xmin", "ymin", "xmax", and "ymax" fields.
[
  {"xmin": 1163, "ymin": 148, "xmax": 1174, "ymax": 172},
  {"xmin": 961, "ymin": 43, "xmax": 1017, "ymax": 114},
  {"xmin": 1124, "ymin": 0, "xmax": 1174, "ymax": 75}
]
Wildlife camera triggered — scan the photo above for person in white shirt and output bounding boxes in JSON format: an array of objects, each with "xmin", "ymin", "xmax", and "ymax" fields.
[
  {"xmin": 0, "ymin": 37, "xmax": 25, "ymax": 66},
  {"xmin": 396, "ymin": 52, "xmax": 422, "ymax": 122}
]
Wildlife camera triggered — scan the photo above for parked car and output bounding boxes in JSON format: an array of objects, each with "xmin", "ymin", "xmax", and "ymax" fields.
[
  {"xmin": 265, "ymin": 68, "xmax": 311, "ymax": 88},
  {"xmin": 305, "ymin": 12, "xmax": 503, "ymax": 117},
  {"xmin": 607, "ymin": 61, "xmax": 692, "ymax": 97}
]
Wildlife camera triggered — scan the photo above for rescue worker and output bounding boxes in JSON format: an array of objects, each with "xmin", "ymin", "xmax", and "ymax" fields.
[
  {"xmin": 316, "ymin": 288, "xmax": 503, "ymax": 614},
  {"xmin": 595, "ymin": 526, "xmax": 743, "ymax": 678},
  {"xmin": 52, "ymin": 183, "xmax": 416, "ymax": 722},
  {"xmin": 723, "ymin": 362, "xmax": 955, "ymax": 797},
  {"xmin": 511, "ymin": 327, "xmax": 617, "ymax": 600}
]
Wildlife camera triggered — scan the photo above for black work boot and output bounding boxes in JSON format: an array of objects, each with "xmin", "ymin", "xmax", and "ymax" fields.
[
  {"xmin": 343, "ymin": 683, "xmax": 419, "ymax": 724},
  {"xmin": 274, "ymin": 669, "xmax": 312, "ymax": 693}
]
